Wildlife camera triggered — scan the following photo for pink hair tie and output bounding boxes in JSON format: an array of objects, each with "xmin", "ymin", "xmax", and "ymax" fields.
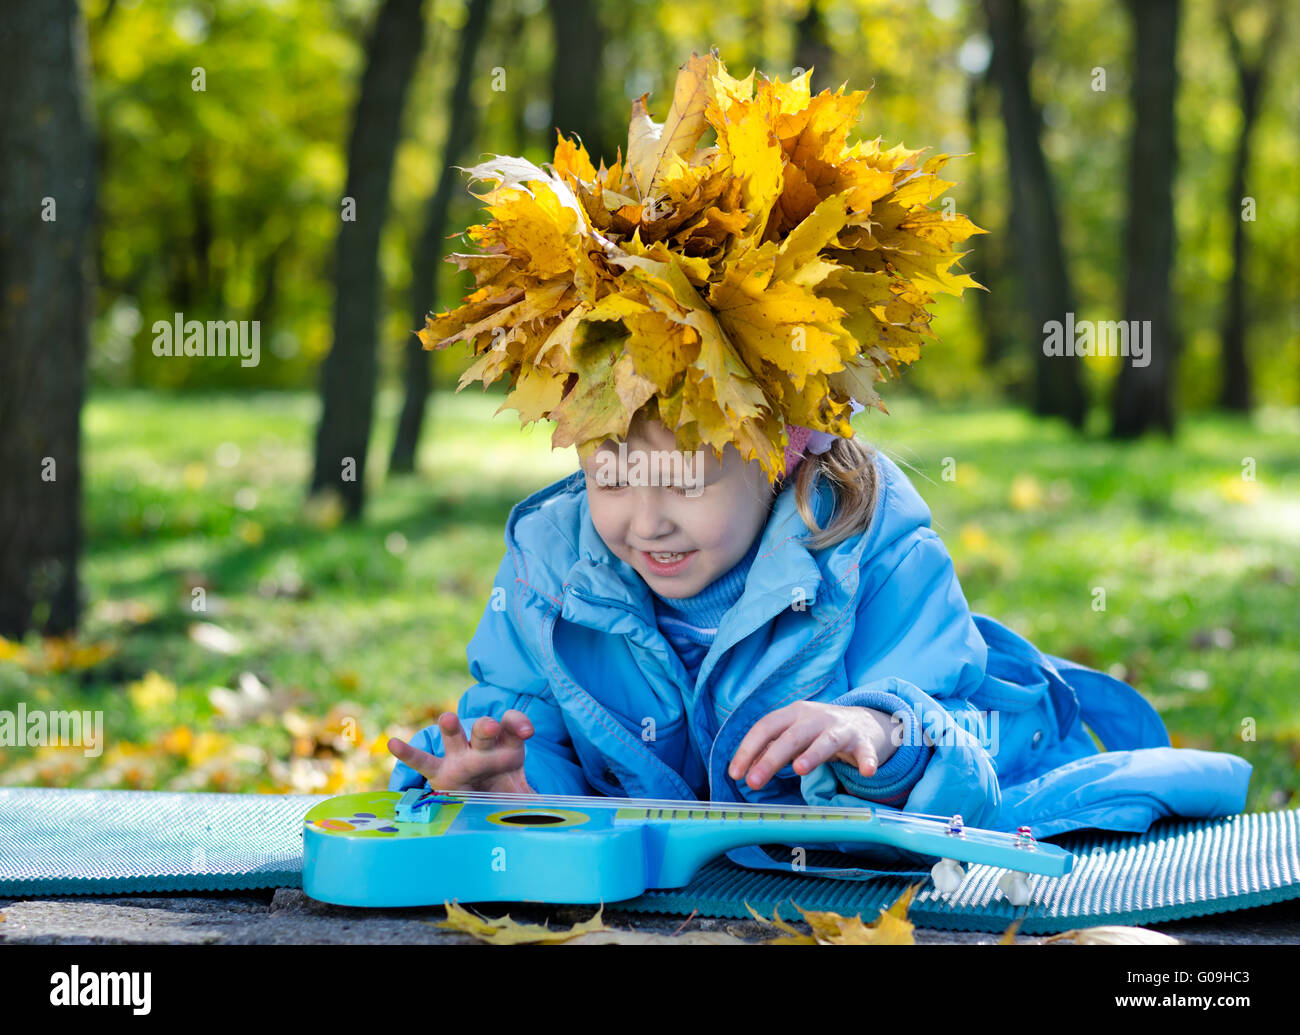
[{"xmin": 781, "ymin": 398, "xmax": 866, "ymax": 480}]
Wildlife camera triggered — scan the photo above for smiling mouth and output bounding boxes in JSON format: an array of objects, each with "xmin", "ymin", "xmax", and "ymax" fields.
[{"xmin": 638, "ymin": 549, "xmax": 697, "ymax": 574}]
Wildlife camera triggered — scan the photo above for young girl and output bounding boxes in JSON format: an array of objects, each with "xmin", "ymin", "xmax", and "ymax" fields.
[
  {"xmin": 387, "ymin": 402, "xmax": 1251, "ymax": 863},
  {"xmin": 388, "ymin": 51, "xmax": 1250, "ymax": 870}
]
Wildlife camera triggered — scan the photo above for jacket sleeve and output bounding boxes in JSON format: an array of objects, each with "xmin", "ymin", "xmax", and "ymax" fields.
[
  {"xmin": 809, "ymin": 528, "xmax": 1002, "ymax": 828},
  {"xmin": 388, "ymin": 551, "xmax": 595, "ymax": 797}
]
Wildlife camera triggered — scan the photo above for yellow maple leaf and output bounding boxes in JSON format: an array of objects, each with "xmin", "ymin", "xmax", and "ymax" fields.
[
  {"xmin": 626, "ymin": 52, "xmax": 713, "ymax": 199},
  {"xmin": 746, "ymin": 883, "xmax": 920, "ymax": 945},
  {"xmin": 435, "ymin": 902, "xmax": 607, "ymax": 945},
  {"xmin": 745, "ymin": 902, "xmax": 816, "ymax": 945}
]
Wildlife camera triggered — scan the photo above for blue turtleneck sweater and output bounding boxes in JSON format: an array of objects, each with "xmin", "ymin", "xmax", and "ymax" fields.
[{"xmin": 650, "ymin": 534, "xmax": 764, "ymax": 687}]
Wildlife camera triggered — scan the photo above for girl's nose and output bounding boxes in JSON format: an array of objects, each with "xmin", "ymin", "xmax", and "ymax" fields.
[{"xmin": 627, "ymin": 487, "xmax": 676, "ymax": 542}]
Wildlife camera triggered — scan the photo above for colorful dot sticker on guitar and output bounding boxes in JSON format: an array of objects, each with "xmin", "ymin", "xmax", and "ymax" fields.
[
  {"xmin": 484, "ymin": 808, "xmax": 591, "ymax": 829},
  {"xmin": 309, "ymin": 812, "xmax": 408, "ymax": 836}
]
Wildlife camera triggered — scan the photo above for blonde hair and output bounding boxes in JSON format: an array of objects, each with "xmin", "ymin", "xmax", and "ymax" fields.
[
  {"xmin": 778, "ymin": 436, "xmax": 879, "ymax": 551},
  {"xmin": 618, "ymin": 406, "xmax": 879, "ymax": 550}
]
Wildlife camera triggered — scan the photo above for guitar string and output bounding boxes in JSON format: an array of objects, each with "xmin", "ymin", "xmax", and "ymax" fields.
[
  {"xmin": 390, "ymin": 791, "xmax": 1048, "ymax": 851},
  {"xmin": 401, "ymin": 788, "xmax": 978, "ymax": 828}
]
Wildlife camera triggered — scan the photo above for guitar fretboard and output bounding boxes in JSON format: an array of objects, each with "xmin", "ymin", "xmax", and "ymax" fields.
[{"xmin": 614, "ymin": 807, "xmax": 873, "ymax": 822}]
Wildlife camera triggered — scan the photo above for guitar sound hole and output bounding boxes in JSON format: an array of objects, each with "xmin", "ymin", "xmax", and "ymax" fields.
[{"xmin": 499, "ymin": 812, "xmax": 568, "ymax": 825}]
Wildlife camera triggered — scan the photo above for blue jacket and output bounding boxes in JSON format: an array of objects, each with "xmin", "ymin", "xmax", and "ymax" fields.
[{"xmin": 390, "ymin": 451, "xmax": 1252, "ymax": 873}]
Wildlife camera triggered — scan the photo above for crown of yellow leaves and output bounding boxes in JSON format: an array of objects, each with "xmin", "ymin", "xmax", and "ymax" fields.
[{"xmin": 420, "ymin": 49, "xmax": 984, "ymax": 485}]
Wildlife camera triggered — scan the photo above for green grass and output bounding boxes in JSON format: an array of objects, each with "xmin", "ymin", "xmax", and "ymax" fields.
[{"xmin": 1, "ymin": 389, "xmax": 1296, "ymax": 813}]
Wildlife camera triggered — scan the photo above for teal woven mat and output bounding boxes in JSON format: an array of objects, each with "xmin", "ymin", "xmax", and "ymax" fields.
[
  {"xmin": 623, "ymin": 809, "xmax": 1300, "ymax": 933},
  {"xmin": 0, "ymin": 788, "xmax": 328, "ymax": 895},
  {"xmin": 2, "ymin": 788, "xmax": 1297, "ymax": 933}
]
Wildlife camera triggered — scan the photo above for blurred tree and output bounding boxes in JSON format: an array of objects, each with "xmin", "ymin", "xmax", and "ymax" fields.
[
  {"xmin": 794, "ymin": 0, "xmax": 833, "ymax": 95},
  {"xmin": 85, "ymin": 0, "xmax": 362, "ymax": 390},
  {"xmin": 982, "ymin": 0, "xmax": 1087, "ymax": 428},
  {"xmin": 745, "ymin": 0, "xmax": 769, "ymax": 77},
  {"xmin": 0, "ymin": 0, "xmax": 96, "ymax": 636},
  {"xmin": 1216, "ymin": 0, "xmax": 1285, "ymax": 413},
  {"xmin": 389, "ymin": 0, "xmax": 493, "ymax": 476},
  {"xmin": 498, "ymin": 0, "xmax": 532, "ymax": 154},
  {"xmin": 1111, "ymin": 0, "xmax": 1181, "ymax": 438},
  {"xmin": 547, "ymin": 0, "xmax": 609, "ymax": 164},
  {"xmin": 310, "ymin": 0, "xmax": 427, "ymax": 519},
  {"xmin": 964, "ymin": 54, "xmax": 1015, "ymax": 373}
]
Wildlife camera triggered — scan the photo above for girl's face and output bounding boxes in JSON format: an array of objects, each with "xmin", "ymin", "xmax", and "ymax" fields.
[{"xmin": 581, "ymin": 417, "xmax": 776, "ymax": 599}]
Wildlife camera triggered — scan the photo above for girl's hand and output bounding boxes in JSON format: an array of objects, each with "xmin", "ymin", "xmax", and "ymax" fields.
[
  {"xmin": 388, "ymin": 710, "xmax": 535, "ymax": 794},
  {"xmin": 727, "ymin": 701, "xmax": 896, "ymax": 791}
]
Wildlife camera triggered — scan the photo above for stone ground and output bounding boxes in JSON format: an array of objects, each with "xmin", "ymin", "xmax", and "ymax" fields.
[{"xmin": 2, "ymin": 890, "xmax": 1298, "ymax": 944}]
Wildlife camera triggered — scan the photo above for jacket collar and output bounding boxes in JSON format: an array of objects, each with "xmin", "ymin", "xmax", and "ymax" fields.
[{"xmin": 557, "ymin": 471, "xmax": 834, "ymax": 636}]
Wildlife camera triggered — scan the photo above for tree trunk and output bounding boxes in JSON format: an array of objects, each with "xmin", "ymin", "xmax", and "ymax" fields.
[
  {"xmin": 1111, "ymin": 0, "xmax": 1180, "ymax": 439},
  {"xmin": 983, "ymin": 0, "xmax": 1087, "ymax": 428},
  {"xmin": 389, "ymin": 0, "xmax": 493, "ymax": 475},
  {"xmin": 965, "ymin": 68, "xmax": 1015, "ymax": 370},
  {"xmin": 0, "ymin": 0, "xmax": 96, "ymax": 637},
  {"xmin": 1216, "ymin": 0, "xmax": 1283, "ymax": 413},
  {"xmin": 745, "ymin": 0, "xmax": 768, "ymax": 79},
  {"xmin": 309, "ymin": 0, "xmax": 426, "ymax": 518},
  {"xmin": 793, "ymin": 0, "xmax": 833, "ymax": 94},
  {"xmin": 546, "ymin": 0, "xmax": 605, "ymax": 162},
  {"xmin": 501, "ymin": 2, "xmax": 530, "ymax": 154}
]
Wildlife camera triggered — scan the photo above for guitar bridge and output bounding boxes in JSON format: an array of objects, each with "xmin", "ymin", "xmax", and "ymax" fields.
[{"xmin": 394, "ymin": 788, "xmax": 462, "ymax": 823}]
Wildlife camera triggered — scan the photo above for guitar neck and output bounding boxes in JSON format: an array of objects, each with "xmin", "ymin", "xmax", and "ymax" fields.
[{"xmin": 613, "ymin": 805, "xmax": 1070, "ymax": 887}]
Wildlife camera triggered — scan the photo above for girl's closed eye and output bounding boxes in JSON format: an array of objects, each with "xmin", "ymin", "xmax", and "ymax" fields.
[{"xmin": 593, "ymin": 480, "xmax": 703, "ymax": 496}]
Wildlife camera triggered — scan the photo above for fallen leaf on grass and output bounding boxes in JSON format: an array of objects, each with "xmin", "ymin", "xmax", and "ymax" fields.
[
  {"xmin": 209, "ymin": 672, "xmax": 303, "ymax": 725},
  {"xmin": 1009, "ymin": 474, "xmax": 1043, "ymax": 511},
  {"xmin": 1045, "ymin": 925, "xmax": 1180, "ymax": 945},
  {"xmin": 127, "ymin": 671, "xmax": 177, "ymax": 714},
  {"xmin": 188, "ymin": 622, "xmax": 242, "ymax": 655},
  {"xmin": 0, "ymin": 635, "xmax": 116, "ymax": 673},
  {"xmin": 433, "ymin": 902, "xmax": 608, "ymax": 944}
]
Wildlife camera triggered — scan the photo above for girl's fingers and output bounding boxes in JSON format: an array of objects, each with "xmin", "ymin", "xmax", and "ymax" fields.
[
  {"xmin": 745, "ymin": 724, "xmax": 820, "ymax": 789},
  {"xmin": 386, "ymin": 737, "xmax": 442, "ymax": 784},
  {"xmin": 390, "ymin": 713, "xmax": 530, "ymax": 791},
  {"xmin": 496, "ymin": 709, "xmax": 534, "ymax": 747},
  {"xmin": 728, "ymin": 710, "xmax": 794, "ymax": 780},
  {"xmin": 438, "ymin": 712, "xmax": 469, "ymax": 755},
  {"xmin": 469, "ymin": 715, "xmax": 501, "ymax": 750},
  {"xmin": 794, "ymin": 727, "xmax": 854, "ymax": 776},
  {"xmin": 840, "ymin": 737, "xmax": 879, "ymax": 778}
]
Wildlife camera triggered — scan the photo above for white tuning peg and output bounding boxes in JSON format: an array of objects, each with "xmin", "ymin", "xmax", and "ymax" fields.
[
  {"xmin": 997, "ymin": 871, "xmax": 1032, "ymax": 906},
  {"xmin": 930, "ymin": 857, "xmax": 966, "ymax": 895}
]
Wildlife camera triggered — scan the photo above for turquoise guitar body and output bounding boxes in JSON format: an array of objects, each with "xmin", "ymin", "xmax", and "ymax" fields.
[{"xmin": 301, "ymin": 789, "xmax": 1074, "ymax": 908}]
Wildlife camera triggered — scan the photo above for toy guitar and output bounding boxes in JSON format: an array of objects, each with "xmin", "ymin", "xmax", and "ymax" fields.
[{"xmin": 301, "ymin": 788, "xmax": 1073, "ymax": 908}]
